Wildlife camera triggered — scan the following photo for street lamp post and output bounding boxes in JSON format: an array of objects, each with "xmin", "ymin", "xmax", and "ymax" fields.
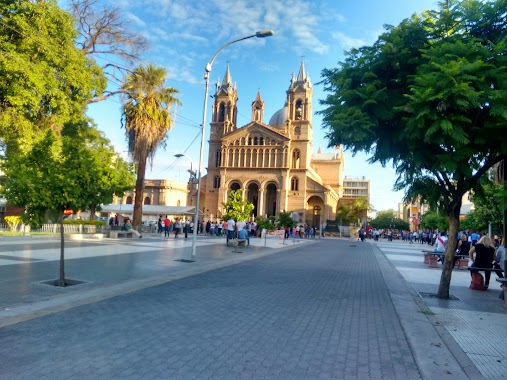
[{"xmin": 188, "ymin": 30, "xmax": 274, "ymax": 261}]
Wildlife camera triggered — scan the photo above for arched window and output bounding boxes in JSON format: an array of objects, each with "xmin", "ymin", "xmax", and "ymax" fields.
[
  {"xmin": 214, "ymin": 176, "xmax": 221, "ymax": 189},
  {"xmin": 253, "ymin": 137, "xmax": 258, "ymax": 145},
  {"xmin": 218, "ymin": 103, "xmax": 226, "ymax": 122},
  {"xmin": 260, "ymin": 137, "xmax": 264, "ymax": 145},
  {"xmin": 144, "ymin": 197, "xmax": 151, "ymax": 205},
  {"xmin": 215, "ymin": 150, "xmax": 221, "ymax": 167},
  {"xmin": 295, "ymin": 99, "xmax": 303, "ymax": 120},
  {"xmin": 291, "ymin": 177, "xmax": 299, "ymax": 191},
  {"xmin": 126, "ymin": 196, "xmax": 133, "ymax": 204},
  {"xmin": 292, "ymin": 149, "xmax": 301, "ymax": 168}
]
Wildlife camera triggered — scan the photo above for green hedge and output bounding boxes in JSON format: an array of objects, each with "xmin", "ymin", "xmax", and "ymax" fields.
[{"xmin": 63, "ymin": 220, "xmax": 106, "ymax": 226}]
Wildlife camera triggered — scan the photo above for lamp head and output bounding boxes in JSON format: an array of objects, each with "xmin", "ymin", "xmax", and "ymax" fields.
[
  {"xmin": 174, "ymin": 154, "xmax": 184, "ymax": 158},
  {"xmin": 255, "ymin": 30, "xmax": 274, "ymax": 38}
]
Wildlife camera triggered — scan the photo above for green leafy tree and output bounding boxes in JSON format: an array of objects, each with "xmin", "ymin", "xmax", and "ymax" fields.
[
  {"xmin": 121, "ymin": 65, "xmax": 181, "ymax": 230},
  {"xmin": 2, "ymin": 131, "xmax": 92, "ymax": 286},
  {"xmin": 336, "ymin": 197, "xmax": 371, "ymax": 225},
  {"xmin": 319, "ymin": 0, "xmax": 507, "ymax": 298},
  {"xmin": 369, "ymin": 210, "xmax": 409, "ymax": 230},
  {"xmin": 276, "ymin": 211, "xmax": 295, "ymax": 229},
  {"xmin": 61, "ymin": 121, "xmax": 135, "ymax": 218},
  {"xmin": 460, "ymin": 179, "xmax": 505, "ymax": 234},
  {"xmin": 255, "ymin": 216, "xmax": 275, "ymax": 235},
  {"xmin": 420, "ymin": 211, "xmax": 448, "ymax": 232},
  {"xmin": 0, "ymin": 0, "xmax": 106, "ymax": 146},
  {"xmin": 222, "ymin": 190, "xmax": 254, "ymax": 225}
]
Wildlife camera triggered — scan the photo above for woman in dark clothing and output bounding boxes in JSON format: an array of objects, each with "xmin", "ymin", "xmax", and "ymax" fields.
[
  {"xmin": 456, "ymin": 234, "xmax": 471, "ymax": 266},
  {"xmin": 469, "ymin": 235, "xmax": 495, "ymax": 289}
]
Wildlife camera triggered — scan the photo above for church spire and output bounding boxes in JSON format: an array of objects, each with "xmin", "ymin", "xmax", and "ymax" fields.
[
  {"xmin": 296, "ymin": 58, "xmax": 306, "ymax": 83},
  {"xmin": 221, "ymin": 64, "xmax": 233, "ymax": 90},
  {"xmin": 251, "ymin": 90, "xmax": 264, "ymax": 122},
  {"xmin": 290, "ymin": 58, "xmax": 312, "ymax": 90}
]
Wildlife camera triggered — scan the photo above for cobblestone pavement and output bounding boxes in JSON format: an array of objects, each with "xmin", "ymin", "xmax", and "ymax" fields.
[{"xmin": 1, "ymin": 239, "xmax": 424, "ymax": 380}]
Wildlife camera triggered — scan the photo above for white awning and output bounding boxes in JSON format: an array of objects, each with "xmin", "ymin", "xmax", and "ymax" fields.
[{"xmin": 99, "ymin": 204, "xmax": 203, "ymax": 216}]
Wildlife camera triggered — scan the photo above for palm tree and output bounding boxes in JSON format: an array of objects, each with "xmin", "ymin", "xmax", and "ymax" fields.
[{"xmin": 122, "ymin": 65, "xmax": 181, "ymax": 230}]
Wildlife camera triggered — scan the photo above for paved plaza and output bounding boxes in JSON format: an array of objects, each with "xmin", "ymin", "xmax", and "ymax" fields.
[{"xmin": 0, "ymin": 234, "xmax": 505, "ymax": 379}]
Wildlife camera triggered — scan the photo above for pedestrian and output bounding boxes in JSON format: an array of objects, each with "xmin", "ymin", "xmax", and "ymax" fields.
[
  {"xmin": 174, "ymin": 220, "xmax": 181, "ymax": 238},
  {"xmin": 164, "ymin": 215, "xmax": 171, "ymax": 237},
  {"xmin": 157, "ymin": 216, "xmax": 163, "ymax": 234},
  {"xmin": 184, "ymin": 219, "xmax": 190, "ymax": 238},
  {"xmin": 217, "ymin": 221, "xmax": 223, "ymax": 236},
  {"xmin": 226, "ymin": 218, "xmax": 236, "ymax": 242},
  {"xmin": 114, "ymin": 214, "xmax": 119, "ymax": 226}
]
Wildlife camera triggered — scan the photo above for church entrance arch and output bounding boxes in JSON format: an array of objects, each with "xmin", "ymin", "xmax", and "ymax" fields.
[
  {"xmin": 307, "ymin": 195, "xmax": 324, "ymax": 228},
  {"xmin": 247, "ymin": 183, "xmax": 259, "ymax": 217},
  {"xmin": 228, "ymin": 181, "xmax": 242, "ymax": 201},
  {"xmin": 265, "ymin": 183, "xmax": 278, "ymax": 217}
]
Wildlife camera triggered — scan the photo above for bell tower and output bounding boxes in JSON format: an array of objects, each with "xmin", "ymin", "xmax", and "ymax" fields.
[
  {"xmin": 286, "ymin": 59, "xmax": 314, "ymax": 169},
  {"xmin": 287, "ymin": 59, "xmax": 313, "ymax": 123},
  {"xmin": 210, "ymin": 65, "xmax": 238, "ymax": 137},
  {"xmin": 251, "ymin": 91, "xmax": 264, "ymax": 123}
]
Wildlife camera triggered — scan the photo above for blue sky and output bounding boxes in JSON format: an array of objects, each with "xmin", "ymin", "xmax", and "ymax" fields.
[{"xmin": 82, "ymin": 0, "xmax": 440, "ymax": 212}]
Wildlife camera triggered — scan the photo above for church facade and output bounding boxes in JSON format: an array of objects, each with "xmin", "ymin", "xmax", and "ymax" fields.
[{"xmin": 200, "ymin": 61, "xmax": 344, "ymax": 227}]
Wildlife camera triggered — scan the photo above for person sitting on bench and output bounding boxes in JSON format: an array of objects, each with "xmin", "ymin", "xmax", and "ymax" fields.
[
  {"xmin": 469, "ymin": 235, "xmax": 495, "ymax": 289},
  {"xmin": 124, "ymin": 219, "xmax": 142, "ymax": 239},
  {"xmin": 237, "ymin": 225, "xmax": 250, "ymax": 246}
]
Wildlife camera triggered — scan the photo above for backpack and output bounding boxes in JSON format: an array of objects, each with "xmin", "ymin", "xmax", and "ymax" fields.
[{"xmin": 470, "ymin": 272, "xmax": 485, "ymax": 291}]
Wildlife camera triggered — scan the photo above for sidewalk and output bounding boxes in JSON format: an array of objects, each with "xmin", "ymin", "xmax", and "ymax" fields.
[
  {"xmin": 0, "ymin": 233, "xmax": 303, "ymax": 327},
  {"xmin": 374, "ymin": 238, "xmax": 506, "ymax": 380},
  {"xmin": 0, "ymin": 234, "xmax": 499, "ymax": 379}
]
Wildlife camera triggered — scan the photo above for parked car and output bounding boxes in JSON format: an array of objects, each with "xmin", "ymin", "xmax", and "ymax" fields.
[{"xmin": 392, "ymin": 230, "xmax": 401, "ymax": 239}]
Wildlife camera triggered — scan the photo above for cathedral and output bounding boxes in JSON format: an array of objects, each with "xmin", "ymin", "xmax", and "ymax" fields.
[{"xmin": 200, "ymin": 61, "xmax": 344, "ymax": 227}]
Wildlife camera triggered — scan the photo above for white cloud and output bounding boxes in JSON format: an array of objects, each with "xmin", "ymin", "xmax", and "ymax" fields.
[
  {"xmin": 331, "ymin": 32, "xmax": 367, "ymax": 50},
  {"xmin": 124, "ymin": 12, "xmax": 146, "ymax": 27}
]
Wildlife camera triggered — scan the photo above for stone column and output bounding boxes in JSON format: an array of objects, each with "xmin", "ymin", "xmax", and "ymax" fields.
[{"xmin": 258, "ymin": 188, "xmax": 265, "ymax": 217}]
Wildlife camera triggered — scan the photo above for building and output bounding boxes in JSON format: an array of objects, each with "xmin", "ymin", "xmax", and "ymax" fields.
[
  {"xmin": 342, "ymin": 176, "xmax": 370, "ymax": 203},
  {"xmin": 199, "ymin": 61, "xmax": 345, "ymax": 227},
  {"xmin": 113, "ymin": 179, "xmax": 189, "ymax": 208}
]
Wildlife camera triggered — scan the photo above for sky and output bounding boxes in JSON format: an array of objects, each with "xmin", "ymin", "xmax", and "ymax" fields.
[{"xmin": 80, "ymin": 0, "xmax": 440, "ymax": 212}]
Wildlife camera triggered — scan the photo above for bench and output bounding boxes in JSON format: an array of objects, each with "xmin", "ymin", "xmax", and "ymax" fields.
[
  {"xmin": 110, "ymin": 231, "xmax": 133, "ymax": 239},
  {"xmin": 229, "ymin": 239, "xmax": 248, "ymax": 247},
  {"xmin": 422, "ymin": 251, "xmax": 469, "ymax": 269},
  {"xmin": 467, "ymin": 267, "xmax": 504, "ymax": 274}
]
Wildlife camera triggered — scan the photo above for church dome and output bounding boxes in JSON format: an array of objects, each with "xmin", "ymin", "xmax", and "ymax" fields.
[{"xmin": 268, "ymin": 106, "xmax": 288, "ymax": 126}]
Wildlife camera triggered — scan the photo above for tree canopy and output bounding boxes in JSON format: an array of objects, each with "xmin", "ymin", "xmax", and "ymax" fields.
[
  {"xmin": 319, "ymin": 0, "xmax": 507, "ymax": 298},
  {"xmin": 222, "ymin": 190, "xmax": 254, "ymax": 223},
  {"xmin": 369, "ymin": 210, "xmax": 409, "ymax": 230},
  {"xmin": 460, "ymin": 178, "xmax": 505, "ymax": 234},
  {"xmin": 0, "ymin": 0, "xmax": 106, "ymax": 146}
]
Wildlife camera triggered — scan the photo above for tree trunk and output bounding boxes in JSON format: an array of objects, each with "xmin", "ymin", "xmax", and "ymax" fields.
[
  {"xmin": 437, "ymin": 202, "xmax": 461, "ymax": 298},
  {"xmin": 132, "ymin": 156, "xmax": 147, "ymax": 231},
  {"xmin": 58, "ymin": 210, "xmax": 66, "ymax": 287},
  {"xmin": 89, "ymin": 204, "xmax": 96, "ymax": 220}
]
